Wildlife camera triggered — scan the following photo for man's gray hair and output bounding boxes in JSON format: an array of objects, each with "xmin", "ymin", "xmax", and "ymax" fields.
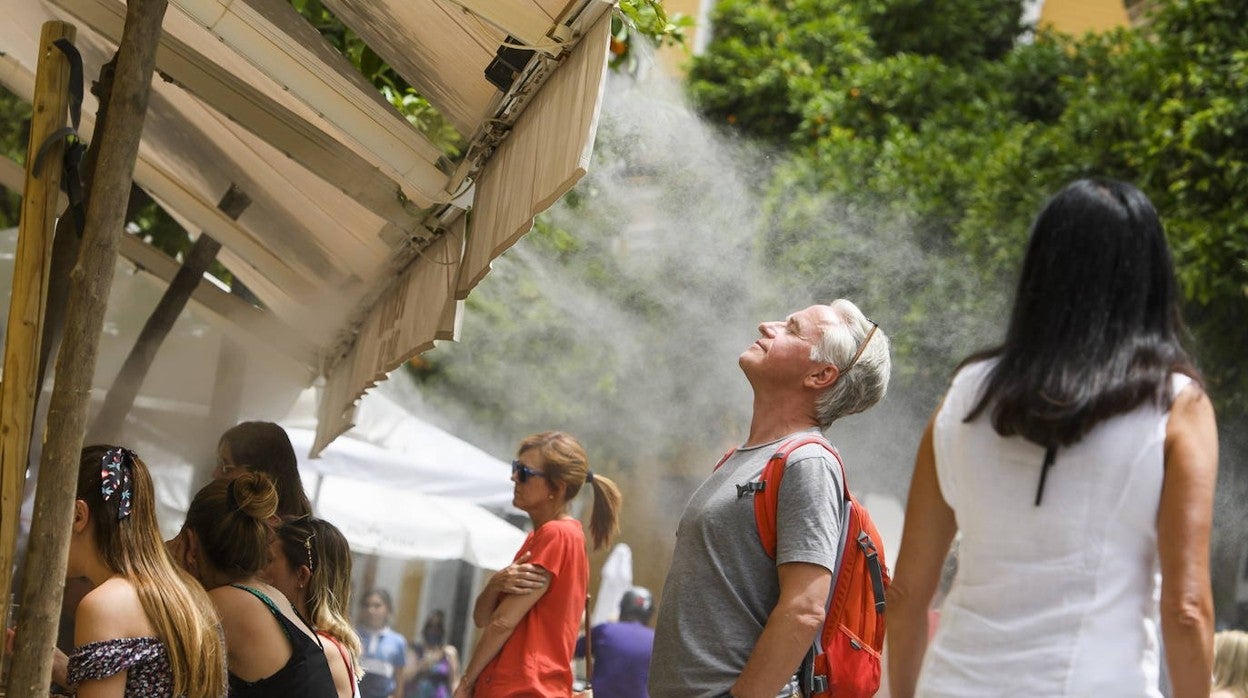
[{"xmin": 810, "ymin": 299, "xmax": 891, "ymax": 428}]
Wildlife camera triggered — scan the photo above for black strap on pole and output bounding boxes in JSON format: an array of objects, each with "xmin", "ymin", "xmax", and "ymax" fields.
[{"xmin": 31, "ymin": 37, "xmax": 87, "ymax": 236}]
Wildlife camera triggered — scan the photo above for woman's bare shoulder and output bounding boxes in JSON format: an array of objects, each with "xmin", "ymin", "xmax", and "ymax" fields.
[{"xmin": 75, "ymin": 577, "xmax": 151, "ymax": 643}]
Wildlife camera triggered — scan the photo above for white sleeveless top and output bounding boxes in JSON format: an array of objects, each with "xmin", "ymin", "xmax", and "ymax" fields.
[{"xmin": 918, "ymin": 359, "xmax": 1191, "ymax": 697}]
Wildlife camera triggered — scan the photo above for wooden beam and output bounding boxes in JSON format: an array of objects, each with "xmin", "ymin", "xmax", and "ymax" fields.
[
  {"xmin": 48, "ymin": 0, "xmax": 447, "ymax": 219},
  {"xmin": 90, "ymin": 229, "xmax": 225, "ymax": 443},
  {"xmin": 165, "ymin": 0, "xmax": 457, "ymax": 203},
  {"xmin": 3, "ymin": 155, "xmax": 317, "ymax": 368},
  {"xmin": 7, "ymin": 0, "xmax": 167, "ymax": 694},
  {"xmin": 1, "ymin": 155, "xmax": 68, "ymax": 211},
  {"xmin": 117, "ymin": 233, "xmax": 317, "ymax": 368},
  {"xmin": 0, "ymin": 20, "xmax": 75, "ymax": 678},
  {"xmin": 0, "ymin": 55, "xmax": 320, "ymax": 301},
  {"xmin": 0, "ymin": 157, "xmax": 68, "ymax": 212}
]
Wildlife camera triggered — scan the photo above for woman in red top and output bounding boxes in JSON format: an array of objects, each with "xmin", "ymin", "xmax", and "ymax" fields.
[{"xmin": 455, "ymin": 432, "xmax": 622, "ymax": 698}]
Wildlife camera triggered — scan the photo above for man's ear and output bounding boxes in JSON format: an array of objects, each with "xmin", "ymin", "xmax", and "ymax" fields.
[
  {"xmin": 72, "ymin": 500, "xmax": 89, "ymax": 534},
  {"xmin": 806, "ymin": 362, "xmax": 840, "ymax": 391}
]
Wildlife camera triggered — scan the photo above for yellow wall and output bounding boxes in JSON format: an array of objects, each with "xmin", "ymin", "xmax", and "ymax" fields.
[{"xmin": 1039, "ymin": 0, "xmax": 1130, "ymax": 34}]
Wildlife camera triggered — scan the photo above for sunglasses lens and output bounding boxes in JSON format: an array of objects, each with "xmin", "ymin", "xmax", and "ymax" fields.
[{"xmin": 512, "ymin": 461, "xmax": 528, "ymax": 483}]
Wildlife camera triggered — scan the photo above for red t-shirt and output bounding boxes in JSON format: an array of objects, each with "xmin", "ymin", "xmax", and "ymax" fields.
[{"xmin": 475, "ymin": 518, "xmax": 588, "ymax": 697}]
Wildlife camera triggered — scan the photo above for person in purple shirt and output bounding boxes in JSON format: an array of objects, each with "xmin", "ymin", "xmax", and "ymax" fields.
[{"xmin": 576, "ymin": 587, "xmax": 656, "ymax": 698}]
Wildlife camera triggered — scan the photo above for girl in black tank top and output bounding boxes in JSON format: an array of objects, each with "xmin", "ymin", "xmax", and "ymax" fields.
[
  {"xmin": 227, "ymin": 584, "xmax": 337, "ymax": 698},
  {"xmin": 180, "ymin": 473, "xmax": 337, "ymax": 698}
]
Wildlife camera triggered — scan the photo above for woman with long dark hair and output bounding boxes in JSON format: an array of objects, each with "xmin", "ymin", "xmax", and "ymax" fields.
[
  {"xmin": 887, "ymin": 179, "xmax": 1218, "ymax": 697},
  {"xmin": 213, "ymin": 421, "xmax": 312, "ymax": 518}
]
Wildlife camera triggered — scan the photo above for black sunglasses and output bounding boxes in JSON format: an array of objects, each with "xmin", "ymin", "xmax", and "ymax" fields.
[{"xmin": 511, "ymin": 460, "xmax": 547, "ymax": 484}]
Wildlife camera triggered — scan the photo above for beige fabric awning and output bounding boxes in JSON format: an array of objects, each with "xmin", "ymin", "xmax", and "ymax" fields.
[{"xmin": 0, "ymin": 0, "xmax": 614, "ymax": 454}]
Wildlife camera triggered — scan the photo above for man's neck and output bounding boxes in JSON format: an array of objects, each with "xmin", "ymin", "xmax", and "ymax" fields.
[{"xmin": 744, "ymin": 392, "xmax": 820, "ymax": 448}]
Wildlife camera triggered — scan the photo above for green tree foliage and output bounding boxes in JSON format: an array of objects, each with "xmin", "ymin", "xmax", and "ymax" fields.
[
  {"xmin": 0, "ymin": 88, "xmax": 30, "ymax": 229},
  {"xmin": 688, "ymin": 0, "xmax": 1248, "ymax": 620},
  {"xmin": 290, "ymin": 0, "xmax": 464, "ymax": 157},
  {"xmin": 612, "ymin": 0, "xmax": 696, "ymax": 72},
  {"xmin": 860, "ymin": 0, "xmax": 1023, "ymax": 64},
  {"xmin": 689, "ymin": 0, "xmax": 1248, "ymax": 414}
]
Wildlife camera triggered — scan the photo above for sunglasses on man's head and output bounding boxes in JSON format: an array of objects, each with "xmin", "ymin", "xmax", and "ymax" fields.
[{"xmin": 511, "ymin": 460, "xmax": 547, "ymax": 484}]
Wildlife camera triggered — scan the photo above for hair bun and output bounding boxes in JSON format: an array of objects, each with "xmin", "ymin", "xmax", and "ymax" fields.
[{"xmin": 231, "ymin": 471, "xmax": 279, "ymax": 521}]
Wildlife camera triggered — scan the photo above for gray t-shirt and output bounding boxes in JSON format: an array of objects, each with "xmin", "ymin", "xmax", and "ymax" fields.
[{"xmin": 649, "ymin": 430, "xmax": 845, "ymax": 698}]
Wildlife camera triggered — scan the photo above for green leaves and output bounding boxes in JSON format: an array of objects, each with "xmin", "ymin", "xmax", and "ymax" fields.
[
  {"xmin": 611, "ymin": 1, "xmax": 695, "ymax": 73},
  {"xmin": 690, "ymin": 0, "xmax": 1248, "ymax": 411}
]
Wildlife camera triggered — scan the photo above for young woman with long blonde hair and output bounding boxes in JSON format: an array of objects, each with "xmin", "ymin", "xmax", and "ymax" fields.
[
  {"xmin": 52, "ymin": 444, "xmax": 226, "ymax": 697},
  {"xmin": 267, "ymin": 516, "xmax": 362, "ymax": 698}
]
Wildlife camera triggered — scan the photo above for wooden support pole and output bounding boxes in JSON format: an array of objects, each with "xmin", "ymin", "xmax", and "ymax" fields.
[
  {"xmin": 6, "ymin": 0, "xmax": 167, "ymax": 694},
  {"xmin": 0, "ymin": 20, "xmax": 76, "ymax": 675},
  {"xmin": 35, "ymin": 57, "xmax": 118, "ymax": 404},
  {"xmin": 90, "ymin": 230, "xmax": 224, "ymax": 442},
  {"xmin": 90, "ymin": 183, "xmax": 249, "ymax": 443}
]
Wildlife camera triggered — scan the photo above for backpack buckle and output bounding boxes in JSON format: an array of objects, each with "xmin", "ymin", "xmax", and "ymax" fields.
[{"xmin": 736, "ymin": 481, "xmax": 765, "ymax": 499}]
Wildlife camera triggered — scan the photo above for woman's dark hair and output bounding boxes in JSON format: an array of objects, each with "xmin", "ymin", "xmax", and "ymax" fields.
[
  {"xmin": 219, "ymin": 421, "xmax": 311, "ymax": 518},
  {"xmin": 963, "ymin": 178, "xmax": 1200, "ymax": 446},
  {"xmin": 421, "ymin": 609, "xmax": 446, "ymax": 647},
  {"xmin": 185, "ymin": 471, "xmax": 279, "ymax": 579}
]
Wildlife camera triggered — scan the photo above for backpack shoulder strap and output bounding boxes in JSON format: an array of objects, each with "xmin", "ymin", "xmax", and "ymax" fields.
[{"xmin": 754, "ymin": 434, "xmax": 847, "ymax": 559}]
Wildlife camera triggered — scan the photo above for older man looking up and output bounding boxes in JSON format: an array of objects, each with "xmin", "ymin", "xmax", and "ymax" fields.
[{"xmin": 649, "ymin": 300, "xmax": 891, "ymax": 698}]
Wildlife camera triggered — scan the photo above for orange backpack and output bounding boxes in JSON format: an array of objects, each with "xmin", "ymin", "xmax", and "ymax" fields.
[{"xmin": 715, "ymin": 435, "xmax": 889, "ymax": 697}]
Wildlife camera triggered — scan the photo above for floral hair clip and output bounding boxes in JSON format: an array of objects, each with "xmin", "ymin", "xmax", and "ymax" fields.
[{"xmin": 100, "ymin": 447, "xmax": 135, "ymax": 520}]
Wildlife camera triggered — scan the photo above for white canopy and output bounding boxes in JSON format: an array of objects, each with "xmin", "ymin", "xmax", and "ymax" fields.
[
  {"xmin": 310, "ymin": 474, "xmax": 524, "ymax": 570},
  {"xmin": 1, "ymin": 228, "xmax": 525, "ymax": 568},
  {"xmin": 282, "ymin": 383, "xmax": 518, "ymax": 509},
  {"xmin": 0, "ymin": 0, "xmax": 614, "ymax": 453}
]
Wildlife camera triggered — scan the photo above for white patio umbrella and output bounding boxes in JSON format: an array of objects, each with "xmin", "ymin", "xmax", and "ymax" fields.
[
  {"xmin": 311, "ymin": 473, "xmax": 525, "ymax": 571},
  {"xmin": 282, "ymin": 384, "xmax": 517, "ymax": 509},
  {"xmin": 286, "ymin": 425, "xmax": 516, "ymax": 509},
  {"xmin": 591, "ymin": 542, "xmax": 634, "ymax": 626}
]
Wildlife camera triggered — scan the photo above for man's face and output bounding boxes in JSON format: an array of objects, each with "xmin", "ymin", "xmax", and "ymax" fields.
[{"xmin": 740, "ymin": 304, "xmax": 839, "ymax": 386}]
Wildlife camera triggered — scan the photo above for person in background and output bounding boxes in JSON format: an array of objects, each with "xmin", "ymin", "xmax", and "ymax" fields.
[
  {"xmin": 575, "ymin": 586, "xmax": 655, "ymax": 698},
  {"xmin": 403, "ymin": 610, "xmax": 460, "ymax": 698},
  {"xmin": 212, "ymin": 421, "xmax": 313, "ymax": 518},
  {"xmin": 169, "ymin": 421, "xmax": 312, "ymax": 573},
  {"xmin": 455, "ymin": 431, "xmax": 623, "ymax": 698},
  {"xmin": 180, "ymin": 472, "xmax": 337, "ymax": 697},
  {"xmin": 357, "ymin": 589, "xmax": 408, "ymax": 698},
  {"xmin": 1213, "ymin": 630, "xmax": 1248, "ymax": 698},
  {"xmin": 886, "ymin": 178, "xmax": 1218, "ymax": 698},
  {"xmin": 48, "ymin": 445, "xmax": 226, "ymax": 697},
  {"xmin": 648, "ymin": 300, "xmax": 891, "ymax": 698},
  {"xmin": 268, "ymin": 516, "xmax": 363, "ymax": 698}
]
